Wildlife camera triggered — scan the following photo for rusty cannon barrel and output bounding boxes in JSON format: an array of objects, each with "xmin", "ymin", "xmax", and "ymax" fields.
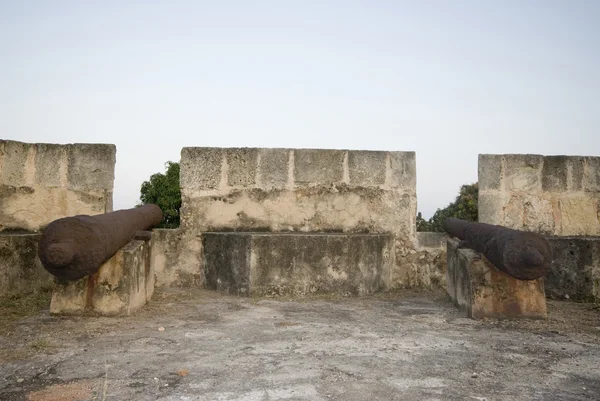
[
  {"xmin": 38, "ymin": 204, "xmax": 163, "ymax": 280},
  {"xmin": 442, "ymin": 217, "xmax": 553, "ymax": 280}
]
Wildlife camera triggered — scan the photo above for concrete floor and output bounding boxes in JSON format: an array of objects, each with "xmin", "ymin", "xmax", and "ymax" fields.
[{"xmin": 1, "ymin": 288, "xmax": 600, "ymax": 401}]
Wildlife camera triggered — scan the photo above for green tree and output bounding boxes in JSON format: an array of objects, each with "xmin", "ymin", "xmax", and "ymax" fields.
[
  {"xmin": 139, "ymin": 161, "xmax": 181, "ymax": 228},
  {"xmin": 416, "ymin": 183, "xmax": 478, "ymax": 232}
]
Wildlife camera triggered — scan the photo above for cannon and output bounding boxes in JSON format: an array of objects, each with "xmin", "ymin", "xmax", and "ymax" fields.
[
  {"xmin": 442, "ymin": 218, "xmax": 552, "ymax": 280},
  {"xmin": 38, "ymin": 204, "xmax": 163, "ymax": 280}
]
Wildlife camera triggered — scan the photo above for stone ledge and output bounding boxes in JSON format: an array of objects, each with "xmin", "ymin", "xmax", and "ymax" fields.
[
  {"xmin": 50, "ymin": 240, "xmax": 154, "ymax": 316},
  {"xmin": 203, "ymin": 232, "xmax": 394, "ymax": 296},
  {"xmin": 446, "ymin": 238, "xmax": 547, "ymax": 320}
]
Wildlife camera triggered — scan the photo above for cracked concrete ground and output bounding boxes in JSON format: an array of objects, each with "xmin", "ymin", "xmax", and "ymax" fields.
[{"xmin": 1, "ymin": 288, "xmax": 600, "ymax": 401}]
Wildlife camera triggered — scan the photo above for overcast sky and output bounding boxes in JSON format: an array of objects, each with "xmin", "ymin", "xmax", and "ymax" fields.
[{"xmin": 1, "ymin": 1, "xmax": 599, "ymax": 218}]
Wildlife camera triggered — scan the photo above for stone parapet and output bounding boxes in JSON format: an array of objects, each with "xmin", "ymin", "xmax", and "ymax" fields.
[
  {"xmin": 478, "ymin": 154, "xmax": 600, "ymax": 236},
  {"xmin": 0, "ymin": 140, "xmax": 115, "ymax": 232}
]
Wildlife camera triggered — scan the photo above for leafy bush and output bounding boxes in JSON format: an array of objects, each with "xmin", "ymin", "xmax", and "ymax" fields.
[
  {"xmin": 417, "ymin": 183, "xmax": 478, "ymax": 232},
  {"xmin": 139, "ymin": 161, "xmax": 181, "ymax": 228}
]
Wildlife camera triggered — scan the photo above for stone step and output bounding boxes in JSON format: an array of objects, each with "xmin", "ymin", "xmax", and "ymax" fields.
[{"xmin": 202, "ymin": 232, "xmax": 394, "ymax": 296}]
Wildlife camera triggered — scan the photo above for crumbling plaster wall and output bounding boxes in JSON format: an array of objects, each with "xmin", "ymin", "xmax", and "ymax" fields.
[
  {"xmin": 172, "ymin": 147, "xmax": 422, "ymax": 288},
  {"xmin": 0, "ymin": 140, "xmax": 115, "ymax": 232},
  {"xmin": 478, "ymin": 154, "xmax": 600, "ymax": 236}
]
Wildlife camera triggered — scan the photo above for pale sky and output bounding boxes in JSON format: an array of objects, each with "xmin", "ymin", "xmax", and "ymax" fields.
[{"xmin": 1, "ymin": 1, "xmax": 599, "ymax": 218}]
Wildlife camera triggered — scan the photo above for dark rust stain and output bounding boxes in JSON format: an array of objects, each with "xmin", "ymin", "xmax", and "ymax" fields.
[{"xmin": 85, "ymin": 273, "xmax": 97, "ymax": 311}]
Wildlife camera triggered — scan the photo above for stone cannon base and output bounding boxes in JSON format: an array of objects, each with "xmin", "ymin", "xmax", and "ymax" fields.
[
  {"xmin": 50, "ymin": 240, "xmax": 154, "ymax": 316},
  {"xmin": 446, "ymin": 238, "xmax": 547, "ymax": 320},
  {"xmin": 202, "ymin": 232, "xmax": 394, "ymax": 296}
]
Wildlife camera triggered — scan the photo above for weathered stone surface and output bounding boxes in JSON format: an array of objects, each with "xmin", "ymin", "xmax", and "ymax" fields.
[
  {"xmin": 394, "ymin": 232, "xmax": 449, "ymax": 288},
  {"xmin": 477, "ymin": 191, "xmax": 505, "ymax": 225},
  {"xmin": 0, "ymin": 140, "xmax": 31, "ymax": 187},
  {"xmin": 226, "ymin": 148, "xmax": 258, "ymax": 187},
  {"xmin": 416, "ymin": 232, "xmax": 448, "ymax": 249},
  {"xmin": 583, "ymin": 156, "xmax": 600, "ymax": 192},
  {"xmin": 348, "ymin": 150, "xmax": 386, "ymax": 187},
  {"xmin": 67, "ymin": 144, "xmax": 116, "ymax": 190},
  {"xmin": 546, "ymin": 236, "xmax": 600, "ymax": 301},
  {"xmin": 294, "ymin": 149, "xmax": 345, "ymax": 184},
  {"xmin": 503, "ymin": 154, "xmax": 543, "ymax": 192},
  {"xmin": 203, "ymin": 232, "xmax": 393, "ymax": 296},
  {"xmin": 182, "ymin": 188, "xmax": 413, "ymax": 236},
  {"xmin": 569, "ymin": 157, "xmax": 585, "ymax": 191},
  {"xmin": 478, "ymin": 154, "xmax": 502, "ymax": 191},
  {"xmin": 542, "ymin": 156, "xmax": 568, "ymax": 192},
  {"xmin": 522, "ymin": 195, "xmax": 555, "ymax": 235},
  {"xmin": 180, "ymin": 147, "xmax": 223, "ymax": 190},
  {"xmin": 258, "ymin": 148, "xmax": 289, "ymax": 188},
  {"xmin": 477, "ymin": 154, "xmax": 600, "ymax": 237},
  {"xmin": 34, "ymin": 144, "xmax": 67, "ymax": 187},
  {"xmin": 0, "ymin": 233, "xmax": 53, "ymax": 297},
  {"xmin": 150, "ymin": 229, "xmax": 202, "ymax": 287},
  {"xmin": 0, "ymin": 140, "xmax": 115, "ymax": 232},
  {"xmin": 558, "ymin": 197, "xmax": 600, "ymax": 236},
  {"xmin": 180, "ymin": 147, "xmax": 418, "ymax": 290},
  {"xmin": 446, "ymin": 238, "xmax": 547, "ymax": 319},
  {"xmin": 389, "ymin": 151, "xmax": 416, "ymax": 191},
  {"xmin": 50, "ymin": 240, "xmax": 153, "ymax": 316}
]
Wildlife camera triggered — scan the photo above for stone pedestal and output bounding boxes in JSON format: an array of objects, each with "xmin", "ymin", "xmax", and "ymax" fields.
[
  {"xmin": 446, "ymin": 238, "xmax": 547, "ymax": 319},
  {"xmin": 50, "ymin": 240, "xmax": 154, "ymax": 316}
]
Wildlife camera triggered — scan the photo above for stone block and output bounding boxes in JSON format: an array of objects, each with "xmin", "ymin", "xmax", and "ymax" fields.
[
  {"xmin": 478, "ymin": 154, "xmax": 503, "ymax": 191},
  {"xmin": 203, "ymin": 233, "xmax": 251, "ymax": 295},
  {"xmin": 226, "ymin": 148, "xmax": 259, "ymax": 187},
  {"xmin": 203, "ymin": 232, "xmax": 393, "ymax": 296},
  {"xmin": 558, "ymin": 197, "xmax": 600, "ymax": 236},
  {"xmin": 522, "ymin": 195, "xmax": 555, "ymax": 235},
  {"xmin": 0, "ymin": 233, "xmax": 53, "ymax": 297},
  {"xmin": 503, "ymin": 195, "xmax": 525, "ymax": 230},
  {"xmin": 50, "ymin": 240, "xmax": 153, "ymax": 316},
  {"xmin": 67, "ymin": 144, "xmax": 116, "ymax": 191},
  {"xmin": 477, "ymin": 192, "xmax": 505, "ymax": 225},
  {"xmin": 446, "ymin": 238, "xmax": 547, "ymax": 319},
  {"xmin": 34, "ymin": 144, "xmax": 67, "ymax": 187},
  {"xmin": 546, "ymin": 237, "xmax": 600, "ymax": 301},
  {"xmin": 416, "ymin": 232, "xmax": 448, "ymax": 249},
  {"xmin": 258, "ymin": 148, "xmax": 289, "ymax": 188},
  {"xmin": 180, "ymin": 147, "xmax": 223, "ymax": 190},
  {"xmin": 542, "ymin": 156, "xmax": 568, "ymax": 192},
  {"xmin": 569, "ymin": 157, "xmax": 585, "ymax": 191},
  {"xmin": 0, "ymin": 140, "xmax": 31, "ymax": 187},
  {"xmin": 348, "ymin": 150, "xmax": 386, "ymax": 187},
  {"xmin": 294, "ymin": 149, "xmax": 345, "ymax": 185},
  {"xmin": 389, "ymin": 151, "xmax": 416, "ymax": 191},
  {"xmin": 503, "ymin": 154, "xmax": 543, "ymax": 193},
  {"xmin": 583, "ymin": 156, "xmax": 600, "ymax": 192}
]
